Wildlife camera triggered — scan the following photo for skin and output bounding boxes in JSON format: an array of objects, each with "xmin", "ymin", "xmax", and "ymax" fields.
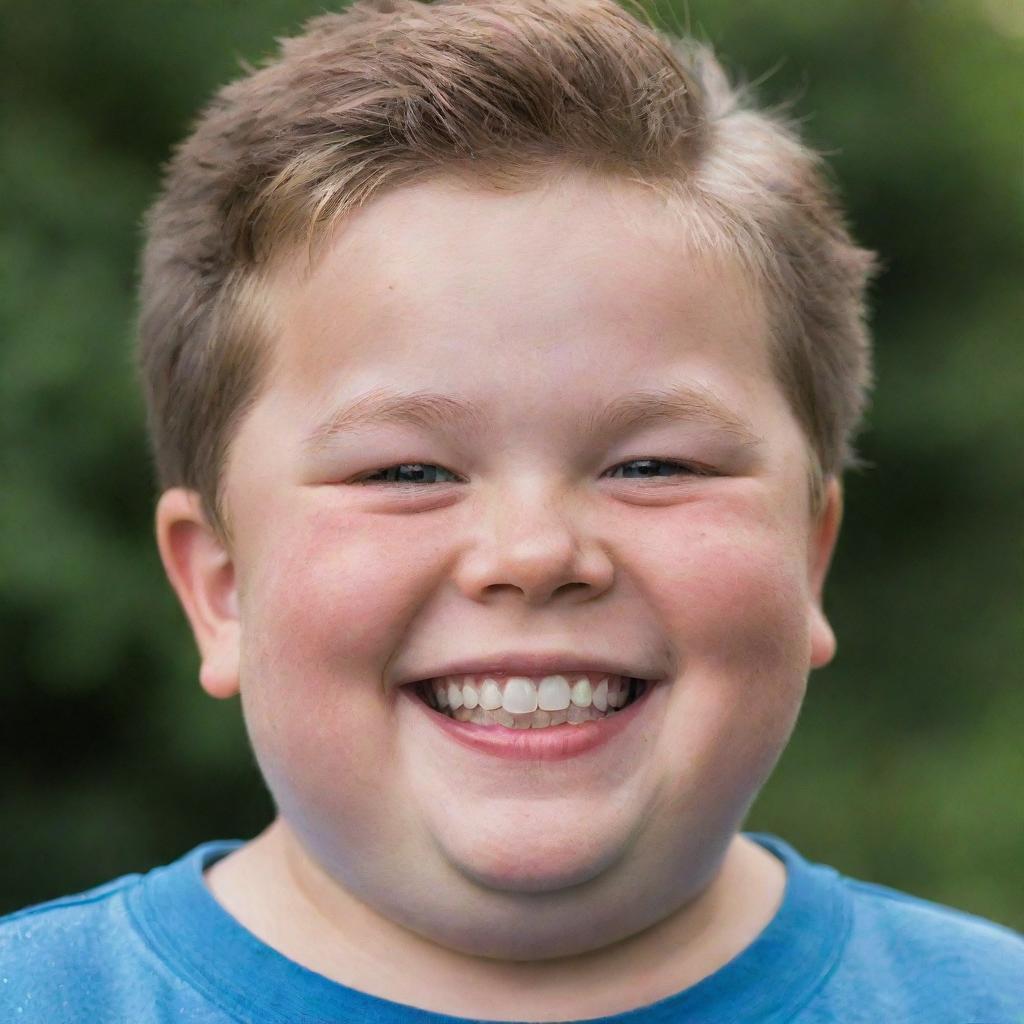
[{"xmin": 157, "ymin": 170, "xmax": 842, "ymax": 1021}]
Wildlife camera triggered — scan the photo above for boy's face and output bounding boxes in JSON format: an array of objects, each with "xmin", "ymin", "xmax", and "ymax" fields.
[{"xmin": 160, "ymin": 172, "xmax": 840, "ymax": 957}]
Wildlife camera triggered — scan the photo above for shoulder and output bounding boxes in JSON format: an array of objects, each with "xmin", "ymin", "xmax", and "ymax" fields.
[
  {"xmin": 843, "ymin": 874, "xmax": 1024, "ymax": 965},
  {"xmin": 815, "ymin": 873, "xmax": 1024, "ymax": 1021},
  {"xmin": 752, "ymin": 834, "xmax": 1024, "ymax": 1023},
  {"xmin": 0, "ymin": 875, "xmax": 146, "ymax": 1018},
  {"xmin": 0, "ymin": 871, "xmax": 141, "ymax": 949},
  {"xmin": 0, "ymin": 858, "xmax": 229, "ymax": 1023}
]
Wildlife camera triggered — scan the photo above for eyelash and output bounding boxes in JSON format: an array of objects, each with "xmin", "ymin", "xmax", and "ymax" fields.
[{"xmin": 355, "ymin": 459, "xmax": 713, "ymax": 486}]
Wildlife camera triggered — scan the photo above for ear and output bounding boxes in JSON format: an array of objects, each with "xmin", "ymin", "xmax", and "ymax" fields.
[
  {"xmin": 808, "ymin": 476, "xmax": 843, "ymax": 670},
  {"xmin": 155, "ymin": 488, "xmax": 240, "ymax": 699}
]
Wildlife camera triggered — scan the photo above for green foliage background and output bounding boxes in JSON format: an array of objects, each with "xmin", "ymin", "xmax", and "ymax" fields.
[{"xmin": 2, "ymin": 0, "xmax": 1022, "ymax": 930}]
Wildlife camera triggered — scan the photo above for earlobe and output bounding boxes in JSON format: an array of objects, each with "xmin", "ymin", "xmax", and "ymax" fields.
[
  {"xmin": 155, "ymin": 488, "xmax": 241, "ymax": 699},
  {"xmin": 809, "ymin": 606, "xmax": 837, "ymax": 670},
  {"xmin": 808, "ymin": 477, "xmax": 843, "ymax": 670}
]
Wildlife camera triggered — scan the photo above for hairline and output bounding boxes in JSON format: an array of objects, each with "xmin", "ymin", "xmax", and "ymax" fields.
[{"xmin": 209, "ymin": 168, "xmax": 829, "ymax": 543}]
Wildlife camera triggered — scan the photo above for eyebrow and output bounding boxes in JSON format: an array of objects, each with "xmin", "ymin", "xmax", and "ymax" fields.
[{"xmin": 301, "ymin": 383, "xmax": 764, "ymax": 453}]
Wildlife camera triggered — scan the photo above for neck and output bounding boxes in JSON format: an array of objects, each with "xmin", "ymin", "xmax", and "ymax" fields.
[{"xmin": 204, "ymin": 820, "xmax": 785, "ymax": 1021}]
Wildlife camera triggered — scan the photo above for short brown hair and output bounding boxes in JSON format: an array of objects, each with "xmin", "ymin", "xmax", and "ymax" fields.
[{"xmin": 137, "ymin": 0, "xmax": 877, "ymax": 538}]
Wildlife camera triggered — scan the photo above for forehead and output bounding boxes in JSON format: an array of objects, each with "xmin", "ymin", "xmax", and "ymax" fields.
[{"xmin": 262, "ymin": 172, "xmax": 776, "ymax": 418}]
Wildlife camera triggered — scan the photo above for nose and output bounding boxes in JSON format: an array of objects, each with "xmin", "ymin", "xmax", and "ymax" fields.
[{"xmin": 453, "ymin": 482, "xmax": 615, "ymax": 606}]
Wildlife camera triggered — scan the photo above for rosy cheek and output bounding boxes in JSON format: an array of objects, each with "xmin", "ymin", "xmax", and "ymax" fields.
[
  {"xmin": 643, "ymin": 517, "xmax": 811, "ymax": 676},
  {"xmin": 640, "ymin": 519, "xmax": 811, "ymax": 806},
  {"xmin": 237, "ymin": 512, "xmax": 420, "ymax": 794},
  {"xmin": 246, "ymin": 508, "xmax": 414, "ymax": 660}
]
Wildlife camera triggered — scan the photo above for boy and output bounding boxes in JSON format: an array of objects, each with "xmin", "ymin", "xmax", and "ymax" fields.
[{"xmin": 3, "ymin": 0, "xmax": 1021, "ymax": 1020}]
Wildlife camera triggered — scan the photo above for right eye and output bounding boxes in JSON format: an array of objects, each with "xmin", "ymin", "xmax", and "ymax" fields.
[{"xmin": 355, "ymin": 463, "xmax": 461, "ymax": 485}]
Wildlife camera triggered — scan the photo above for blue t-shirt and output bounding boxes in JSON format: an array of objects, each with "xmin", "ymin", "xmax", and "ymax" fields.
[{"xmin": 2, "ymin": 832, "xmax": 1021, "ymax": 1023}]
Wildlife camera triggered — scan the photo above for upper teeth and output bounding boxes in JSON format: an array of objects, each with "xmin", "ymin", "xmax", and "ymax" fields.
[{"xmin": 425, "ymin": 673, "xmax": 631, "ymax": 714}]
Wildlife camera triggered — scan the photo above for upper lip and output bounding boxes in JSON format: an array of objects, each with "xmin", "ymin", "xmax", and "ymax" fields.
[{"xmin": 398, "ymin": 652, "xmax": 662, "ymax": 685}]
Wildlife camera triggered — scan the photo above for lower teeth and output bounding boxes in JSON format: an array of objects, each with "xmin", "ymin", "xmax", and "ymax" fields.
[{"xmin": 423, "ymin": 681, "xmax": 644, "ymax": 728}]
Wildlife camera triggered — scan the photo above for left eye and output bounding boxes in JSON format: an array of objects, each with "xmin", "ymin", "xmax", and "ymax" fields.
[
  {"xmin": 605, "ymin": 458, "xmax": 705, "ymax": 479},
  {"xmin": 356, "ymin": 459, "xmax": 706, "ymax": 485}
]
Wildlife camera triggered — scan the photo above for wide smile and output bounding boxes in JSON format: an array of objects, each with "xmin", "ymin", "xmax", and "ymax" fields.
[{"xmin": 401, "ymin": 672, "xmax": 662, "ymax": 761}]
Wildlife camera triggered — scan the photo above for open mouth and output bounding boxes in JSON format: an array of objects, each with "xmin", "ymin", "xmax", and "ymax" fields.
[{"xmin": 411, "ymin": 673, "xmax": 651, "ymax": 730}]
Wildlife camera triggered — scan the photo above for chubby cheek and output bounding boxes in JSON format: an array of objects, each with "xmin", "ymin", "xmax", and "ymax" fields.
[
  {"xmin": 641, "ymin": 508, "xmax": 812, "ymax": 802},
  {"xmin": 235, "ymin": 503, "xmax": 436, "ymax": 837}
]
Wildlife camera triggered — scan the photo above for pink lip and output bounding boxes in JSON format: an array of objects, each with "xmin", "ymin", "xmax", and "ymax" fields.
[{"xmin": 401, "ymin": 681, "xmax": 659, "ymax": 762}]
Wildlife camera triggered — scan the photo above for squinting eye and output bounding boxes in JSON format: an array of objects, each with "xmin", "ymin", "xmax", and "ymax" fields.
[
  {"xmin": 605, "ymin": 458, "xmax": 708, "ymax": 479},
  {"xmin": 357, "ymin": 463, "xmax": 460, "ymax": 485},
  {"xmin": 355, "ymin": 459, "xmax": 711, "ymax": 485}
]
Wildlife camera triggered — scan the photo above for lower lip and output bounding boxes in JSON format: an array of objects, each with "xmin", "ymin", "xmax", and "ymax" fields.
[{"xmin": 401, "ymin": 681, "xmax": 660, "ymax": 761}]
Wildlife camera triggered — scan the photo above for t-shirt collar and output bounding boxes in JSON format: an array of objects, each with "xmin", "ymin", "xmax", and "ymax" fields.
[{"xmin": 127, "ymin": 831, "xmax": 851, "ymax": 1024}]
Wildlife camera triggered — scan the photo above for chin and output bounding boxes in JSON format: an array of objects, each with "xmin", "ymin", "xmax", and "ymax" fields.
[
  {"xmin": 415, "ymin": 861, "xmax": 663, "ymax": 963},
  {"xmin": 429, "ymin": 804, "xmax": 635, "ymax": 895}
]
